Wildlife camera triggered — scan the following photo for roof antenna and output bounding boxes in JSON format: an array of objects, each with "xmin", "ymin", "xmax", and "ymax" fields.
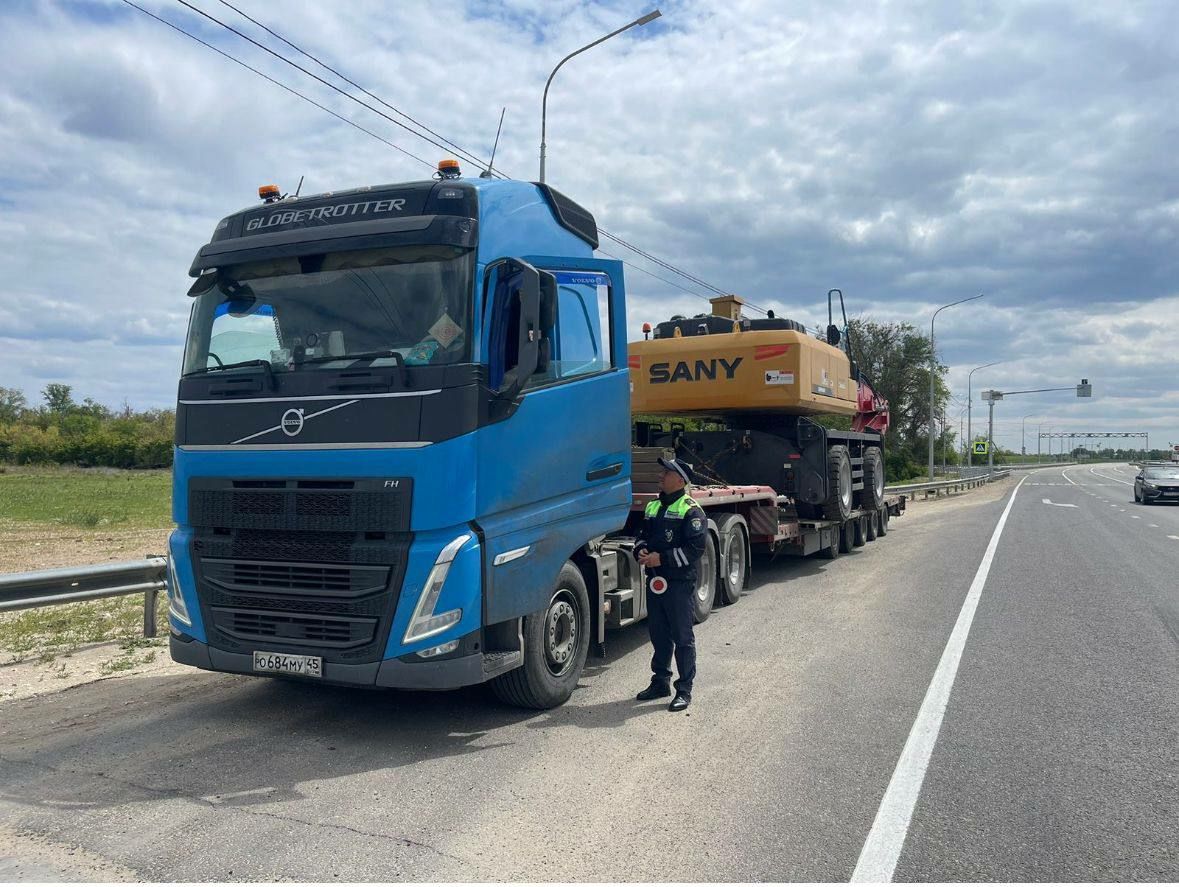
[
  {"xmin": 294, "ymin": 175, "xmax": 305, "ymax": 197},
  {"xmin": 480, "ymin": 108, "xmax": 506, "ymax": 179}
]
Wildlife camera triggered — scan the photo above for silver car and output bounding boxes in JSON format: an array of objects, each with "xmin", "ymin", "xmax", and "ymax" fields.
[{"xmin": 1134, "ymin": 464, "xmax": 1179, "ymax": 504}]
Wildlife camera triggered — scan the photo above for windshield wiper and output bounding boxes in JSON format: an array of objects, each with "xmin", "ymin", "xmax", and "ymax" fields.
[
  {"xmin": 296, "ymin": 350, "xmax": 409, "ymax": 387},
  {"xmin": 185, "ymin": 359, "xmax": 276, "ymax": 391}
]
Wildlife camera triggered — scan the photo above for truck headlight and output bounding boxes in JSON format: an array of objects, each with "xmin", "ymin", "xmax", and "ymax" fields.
[
  {"xmin": 167, "ymin": 559, "xmax": 192, "ymax": 627},
  {"xmin": 403, "ymin": 534, "xmax": 468, "ymax": 644}
]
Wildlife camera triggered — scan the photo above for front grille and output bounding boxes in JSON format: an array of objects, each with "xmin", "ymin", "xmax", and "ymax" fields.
[
  {"xmin": 188, "ymin": 477, "xmax": 413, "ymax": 533},
  {"xmin": 187, "ymin": 477, "xmax": 414, "ymax": 664},
  {"xmin": 202, "ymin": 558, "xmax": 389, "ymax": 595},
  {"xmin": 212, "ymin": 607, "xmax": 376, "ymax": 648}
]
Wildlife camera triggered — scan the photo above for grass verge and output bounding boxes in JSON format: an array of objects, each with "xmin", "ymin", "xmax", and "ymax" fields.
[
  {"xmin": 0, "ymin": 465, "xmax": 171, "ymax": 529},
  {"xmin": 0, "ymin": 594, "xmax": 169, "ymax": 666}
]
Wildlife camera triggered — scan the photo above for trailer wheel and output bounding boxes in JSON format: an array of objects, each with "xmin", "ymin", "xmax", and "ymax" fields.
[
  {"xmin": 692, "ymin": 533, "xmax": 717, "ymax": 624},
  {"xmin": 866, "ymin": 510, "xmax": 878, "ymax": 541},
  {"xmin": 878, "ymin": 506, "xmax": 889, "ymax": 536},
  {"xmin": 839, "ymin": 520, "xmax": 853, "ymax": 554},
  {"xmin": 852, "ymin": 516, "xmax": 867, "ymax": 547},
  {"xmin": 820, "ymin": 526, "xmax": 840, "ymax": 560},
  {"xmin": 821, "ymin": 446, "xmax": 854, "ymax": 522},
  {"xmin": 490, "ymin": 561, "xmax": 589, "ymax": 710},
  {"xmin": 716, "ymin": 517, "xmax": 747, "ymax": 606},
  {"xmin": 859, "ymin": 446, "xmax": 885, "ymax": 509}
]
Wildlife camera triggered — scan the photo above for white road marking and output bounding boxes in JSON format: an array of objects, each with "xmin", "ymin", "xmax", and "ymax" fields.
[
  {"xmin": 1150, "ymin": 524, "xmax": 1159, "ymax": 528},
  {"xmin": 1131, "ymin": 515, "xmax": 1141, "ymax": 519},
  {"xmin": 1169, "ymin": 536, "xmax": 1179, "ymax": 541},
  {"xmin": 1090, "ymin": 467, "xmax": 1134, "ymax": 486},
  {"xmin": 852, "ymin": 476, "xmax": 1029, "ymax": 883},
  {"xmin": 1042, "ymin": 498, "xmax": 1078, "ymax": 508},
  {"xmin": 1062, "ymin": 469, "xmax": 1079, "ymax": 486}
]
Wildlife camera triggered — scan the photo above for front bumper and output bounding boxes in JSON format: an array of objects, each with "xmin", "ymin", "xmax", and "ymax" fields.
[
  {"xmin": 170, "ymin": 634, "xmax": 513, "ymax": 690},
  {"xmin": 1142, "ymin": 486, "xmax": 1179, "ymax": 502}
]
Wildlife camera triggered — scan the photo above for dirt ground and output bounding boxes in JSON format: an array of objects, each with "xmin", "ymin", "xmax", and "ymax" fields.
[{"xmin": 0, "ymin": 523, "xmax": 171, "ymax": 574}]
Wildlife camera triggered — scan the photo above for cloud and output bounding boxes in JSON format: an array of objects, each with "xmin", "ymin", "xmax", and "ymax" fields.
[{"xmin": 0, "ymin": 0, "xmax": 1175, "ymax": 449}]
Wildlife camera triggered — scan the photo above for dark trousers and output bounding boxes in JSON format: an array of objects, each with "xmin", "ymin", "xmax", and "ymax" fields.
[{"xmin": 647, "ymin": 579, "xmax": 696, "ymax": 696}]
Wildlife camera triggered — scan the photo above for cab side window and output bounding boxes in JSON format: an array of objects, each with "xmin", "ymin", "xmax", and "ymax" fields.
[{"xmin": 526, "ymin": 273, "xmax": 612, "ymax": 388}]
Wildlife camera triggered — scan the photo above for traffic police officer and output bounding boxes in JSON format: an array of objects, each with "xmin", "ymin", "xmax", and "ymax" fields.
[{"xmin": 634, "ymin": 456, "xmax": 707, "ymax": 712}]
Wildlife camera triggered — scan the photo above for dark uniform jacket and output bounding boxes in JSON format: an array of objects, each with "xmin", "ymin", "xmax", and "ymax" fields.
[{"xmin": 635, "ymin": 489, "xmax": 708, "ymax": 582}]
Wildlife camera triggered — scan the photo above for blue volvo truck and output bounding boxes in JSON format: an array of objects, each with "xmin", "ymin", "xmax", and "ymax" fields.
[
  {"xmin": 167, "ymin": 162, "xmax": 903, "ymax": 708},
  {"xmin": 168, "ymin": 164, "xmax": 639, "ymax": 708}
]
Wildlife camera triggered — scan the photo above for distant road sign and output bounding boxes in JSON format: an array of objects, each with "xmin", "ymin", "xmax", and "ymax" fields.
[
  {"xmin": 981, "ymin": 389, "xmax": 1003, "ymax": 402},
  {"xmin": 973, "ymin": 441, "xmax": 989, "ymax": 455}
]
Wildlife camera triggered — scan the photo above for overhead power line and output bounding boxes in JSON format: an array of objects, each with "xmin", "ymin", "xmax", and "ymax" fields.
[
  {"xmin": 130, "ymin": 0, "xmax": 760, "ymax": 313},
  {"xmin": 214, "ymin": 0, "xmax": 494, "ymax": 173},
  {"xmin": 120, "ymin": 0, "xmax": 432, "ymax": 168}
]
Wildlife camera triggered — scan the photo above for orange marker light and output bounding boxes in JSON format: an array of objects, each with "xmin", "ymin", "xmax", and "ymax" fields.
[
  {"xmin": 258, "ymin": 184, "xmax": 281, "ymax": 202},
  {"xmin": 438, "ymin": 159, "xmax": 460, "ymax": 171}
]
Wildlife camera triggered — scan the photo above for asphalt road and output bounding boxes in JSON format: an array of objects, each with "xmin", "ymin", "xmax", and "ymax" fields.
[{"xmin": 0, "ymin": 465, "xmax": 1175, "ymax": 881}]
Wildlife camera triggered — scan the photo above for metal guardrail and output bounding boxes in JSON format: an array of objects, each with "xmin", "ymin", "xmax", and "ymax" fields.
[
  {"xmin": 886, "ymin": 469, "xmax": 1012, "ymax": 499},
  {"xmin": 0, "ymin": 558, "xmax": 168, "ymax": 638}
]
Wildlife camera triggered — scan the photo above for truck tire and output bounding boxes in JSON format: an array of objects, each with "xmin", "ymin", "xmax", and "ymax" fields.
[
  {"xmin": 820, "ymin": 525, "xmax": 840, "ymax": 560},
  {"xmin": 693, "ymin": 533, "xmax": 717, "ymax": 623},
  {"xmin": 859, "ymin": 446, "xmax": 885, "ymax": 509},
  {"xmin": 715, "ymin": 515, "xmax": 747, "ymax": 606},
  {"xmin": 866, "ymin": 509, "xmax": 878, "ymax": 541},
  {"xmin": 839, "ymin": 520, "xmax": 853, "ymax": 554},
  {"xmin": 490, "ymin": 561, "xmax": 589, "ymax": 709},
  {"xmin": 852, "ymin": 516, "xmax": 867, "ymax": 547},
  {"xmin": 878, "ymin": 506, "xmax": 889, "ymax": 536},
  {"xmin": 820, "ymin": 445, "xmax": 854, "ymax": 522}
]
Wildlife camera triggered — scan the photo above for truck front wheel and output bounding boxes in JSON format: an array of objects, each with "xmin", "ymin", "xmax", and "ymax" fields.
[{"xmin": 490, "ymin": 561, "xmax": 590, "ymax": 709}]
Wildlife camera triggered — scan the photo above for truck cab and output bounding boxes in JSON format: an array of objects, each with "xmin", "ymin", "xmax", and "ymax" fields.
[{"xmin": 167, "ymin": 166, "xmax": 631, "ymax": 707}]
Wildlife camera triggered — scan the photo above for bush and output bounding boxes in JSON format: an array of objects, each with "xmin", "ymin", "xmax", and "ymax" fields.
[{"xmin": 0, "ymin": 386, "xmax": 175, "ymax": 469}]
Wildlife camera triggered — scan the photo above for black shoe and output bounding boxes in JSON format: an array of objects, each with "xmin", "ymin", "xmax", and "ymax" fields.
[
  {"xmin": 636, "ymin": 682, "xmax": 672, "ymax": 701},
  {"xmin": 668, "ymin": 693, "xmax": 691, "ymax": 712}
]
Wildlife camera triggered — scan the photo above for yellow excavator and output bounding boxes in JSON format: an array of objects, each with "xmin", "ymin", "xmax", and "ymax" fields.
[{"xmin": 629, "ymin": 289, "xmax": 890, "ymax": 522}]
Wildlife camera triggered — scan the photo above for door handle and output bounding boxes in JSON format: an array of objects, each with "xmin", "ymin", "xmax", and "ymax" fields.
[{"xmin": 586, "ymin": 461, "xmax": 623, "ymax": 482}]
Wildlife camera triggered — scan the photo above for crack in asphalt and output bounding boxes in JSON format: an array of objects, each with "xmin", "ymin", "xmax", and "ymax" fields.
[{"xmin": 0, "ymin": 752, "xmax": 466, "ymax": 866}]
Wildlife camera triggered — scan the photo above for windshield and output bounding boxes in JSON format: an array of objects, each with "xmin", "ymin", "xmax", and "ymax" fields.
[
  {"xmin": 182, "ymin": 245, "xmax": 474, "ymax": 376},
  {"xmin": 1144, "ymin": 467, "xmax": 1179, "ymax": 480}
]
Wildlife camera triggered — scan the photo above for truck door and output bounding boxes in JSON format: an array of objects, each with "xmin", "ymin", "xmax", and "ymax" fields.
[{"xmin": 477, "ymin": 259, "xmax": 631, "ymax": 624}]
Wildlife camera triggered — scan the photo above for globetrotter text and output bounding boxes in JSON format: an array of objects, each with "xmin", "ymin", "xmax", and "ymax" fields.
[{"xmin": 246, "ymin": 198, "xmax": 408, "ymax": 231}]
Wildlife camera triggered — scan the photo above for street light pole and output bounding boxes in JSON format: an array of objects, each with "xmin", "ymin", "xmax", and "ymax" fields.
[
  {"xmin": 1021, "ymin": 413, "xmax": 1036, "ymax": 458},
  {"xmin": 967, "ymin": 360, "xmax": 1001, "ymax": 467},
  {"xmin": 928, "ymin": 294, "xmax": 984, "ymax": 480},
  {"xmin": 539, "ymin": 9, "xmax": 661, "ymax": 183}
]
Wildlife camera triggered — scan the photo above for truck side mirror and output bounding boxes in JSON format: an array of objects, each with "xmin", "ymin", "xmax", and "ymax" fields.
[
  {"xmin": 826, "ymin": 324, "xmax": 841, "ymax": 346},
  {"xmin": 497, "ymin": 260, "xmax": 542, "ymax": 399}
]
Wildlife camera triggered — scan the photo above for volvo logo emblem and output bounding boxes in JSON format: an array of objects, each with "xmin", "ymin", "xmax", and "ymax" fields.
[{"xmin": 281, "ymin": 408, "xmax": 305, "ymax": 436}]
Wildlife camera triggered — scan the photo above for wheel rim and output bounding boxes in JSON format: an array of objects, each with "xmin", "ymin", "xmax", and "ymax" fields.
[
  {"xmin": 874, "ymin": 460, "xmax": 884, "ymax": 499},
  {"xmin": 544, "ymin": 589, "xmax": 579, "ymax": 677},
  {"xmin": 726, "ymin": 532, "xmax": 745, "ymax": 588},
  {"xmin": 697, "ymin": 541, "xmax": 714, "ymax": 604}
]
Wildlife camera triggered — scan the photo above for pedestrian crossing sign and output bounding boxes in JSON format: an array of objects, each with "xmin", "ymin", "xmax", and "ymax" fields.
[{"xmin": 973, "ymin": 441, "xmax": 989, "ymax": 455}]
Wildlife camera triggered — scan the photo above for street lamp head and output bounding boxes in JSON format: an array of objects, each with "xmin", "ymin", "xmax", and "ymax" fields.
[{"xmin": 635, "ymin": 9, "xmax": 662, "ymax": 26}]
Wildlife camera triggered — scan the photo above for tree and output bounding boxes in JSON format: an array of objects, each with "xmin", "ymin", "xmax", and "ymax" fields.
[
  {"xmin": 846, "ymin": 318, "xmax": 951, "ymax": 478},
  {"xmin": 42, "ymin": 383, "xmax": 75, "ymax": 415},
  {"xmin": 0, "ymin": 386, "xmax": 26, "ymax": 423}
]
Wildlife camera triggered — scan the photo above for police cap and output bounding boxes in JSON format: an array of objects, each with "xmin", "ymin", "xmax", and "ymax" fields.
[{"xmin": 657, "ymin": 456, "xmax": 693, "ymax": 484}]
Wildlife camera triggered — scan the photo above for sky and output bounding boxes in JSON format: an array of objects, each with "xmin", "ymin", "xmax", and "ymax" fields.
[{"xmin": 1, "ymin": 0, "xmax": 1176, "ymax": 454}]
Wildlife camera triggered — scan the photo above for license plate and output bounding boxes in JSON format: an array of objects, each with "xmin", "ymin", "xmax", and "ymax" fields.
[{"xmin": 253, "ymin": 650, "xmax": 323, "ymax": 678}]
